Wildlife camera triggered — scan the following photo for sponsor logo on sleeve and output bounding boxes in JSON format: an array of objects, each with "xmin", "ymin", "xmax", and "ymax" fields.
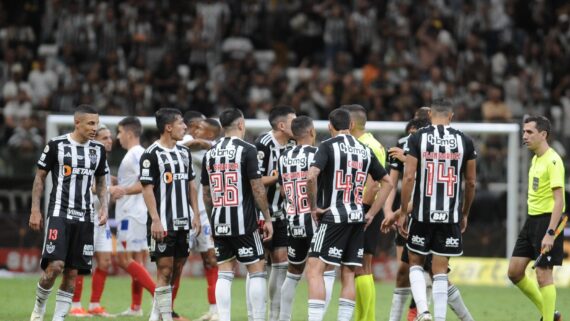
[{"xmin": 143, "ymin": 159, "xmax": 151, "ymax": 168}]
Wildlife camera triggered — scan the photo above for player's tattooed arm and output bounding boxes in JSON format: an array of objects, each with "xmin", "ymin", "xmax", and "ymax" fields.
[
  {"xmin": 202, "ymin": 185, "xmax": 213, "ymax": 221},
  {"xmin": 29, "ymin": 169, "xmax": 48, "ymax": 231},
  {"xmin": 251, "ymin": 178, "xmax": 271, "ymax": 221},
  {"xmin": 95, "ymin": 174, "xmax": 108, "ymax": 225}
]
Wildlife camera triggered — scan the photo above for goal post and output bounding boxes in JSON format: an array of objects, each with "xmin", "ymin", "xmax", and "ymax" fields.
[{"xmin": 46, "ymin": 115, "xmax": 520, "ymax": 257}]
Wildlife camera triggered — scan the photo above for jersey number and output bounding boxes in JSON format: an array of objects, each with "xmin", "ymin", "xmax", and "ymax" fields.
[
  {"xmin": 425, "ymin": 161, "xmax": 457, "ymax": 197},
  {"xmin": 210, "ymin": 172, "xmax": 239, "ymax": 206},
  {"xmin": 48, "ymin": 229, "xmax": 58, "ymax": 240},
  {"xmin": 283, "ymin": 180, "xmax": 310, "ymax": 214},
  {"xmin": 335, "ymin": 170, "xmax": 367, "ymax": 204}
]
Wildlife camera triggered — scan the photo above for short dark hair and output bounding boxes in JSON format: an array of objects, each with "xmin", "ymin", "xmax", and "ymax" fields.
[
  {"xmin": 329, "ymin": 108, "xmax": 351, "ymax": 131},
  {"xmin": 415, "ymin": 106, "xmax": 431, "ymax": 120},
  {"xmin": 184, "ymin": 111, "xmax": 205, "ymax": 125},
  {"xmin": 204, "ymin": 118, "xmax": 222, "ymax": 138},
  {"xmin": 269, "ymin": 105, "xmax": 296, "ymax": 129},
  {"xmin": 406, "ymin": 117, "xmax": 431, "ymax": 133},
  {"xmin": 430, "ymin": 98, "xmax": 453, "ymax": 115},
  {"xmin": 118, "ymin": 116, "xmax": 142, "ymax": 137},
  {"xmin": 74, "ymin": 104, "xmax": 98, "ymax": 115},
  {"xmin": 524, "ymin": 115, "xmax": 551, "ymax": 138},
  {"xmin": 291, "ymin": 116, "xmax": 313, "ymax": 138},
  {"xmin": 341, "ymin": 104, "xmax": 367, "ymax": 129},
  {"xmin": 155, "ymin": 108, "xmax": 182, "ymax": 133},
  {"xmin": 219, "ymin": 108, "xmax": 243, "ymax": 129}
]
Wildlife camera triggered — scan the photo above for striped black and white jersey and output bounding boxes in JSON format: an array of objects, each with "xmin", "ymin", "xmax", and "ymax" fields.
[
  {"xmin": 311, "ymin": 134, "xmax": 387, "ymax": 224},
  {"xmin": 278, "ymin": 145, "xmax": 318, "ymax": 236},
  {"xmin": 389, "ymin": 135, "xmax": 410, "ymax": 173},
  {"xmin": 37, "ymin": 134, "xmax": 108, "ymax": 222},
  {"xmin": 139, "ymin": 142, "xmax": 196, "ymax": 231},
  {"xmin": 255, "ymin": 131, "xmax": 296, "ymax": 219},
  {"xmin": 405, "ymin": 125, "xmax": 477, "ymax": 224},
  {"xmin": 201, "ymin": 136, "xmax": 262, "ymax": 237}
]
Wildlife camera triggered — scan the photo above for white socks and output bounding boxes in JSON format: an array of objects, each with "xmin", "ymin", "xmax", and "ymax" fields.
[
  {"xmin": 410, "ymin": 265, "xmax": 429, "ymax": 314},
  {"xmin": 269, "ymin": 262, "xmax": 288, "ymax": 321},
  {"xmin": 279, "ymin": 272, "xmax": 302, "ymax": 321},
  {"xmin": 209, "ymin": 303, "xmax": 218, "ymax": 314},
  {"xmin": 155, "ymin": 286, "xmax": 173, "ymax": 321},
  {"xmin": 308, "ymin": 299, "xmax": 325, "ymax": 321},
  {"xmin": 33, "ymin": 283, "xmax": 52, "ymax": 315},
  {"xmin": 52, "ymin": 289, "xmax": 73, "ymax": 321},
  {"xmin": 448, "ymin": 284, "xmax": 474, "ymax": 321},
  {"xmin": 323, "ymin": 269, "xmax": 336, "ymax": 312},
  {"xmin": 216, "ymin": 271, "xmax": 234, "ymax": 321},
  {"xmin": 338, "ymin": 298, "xmax": 355, "ymax": 321},
  {"xmin": 245, "ymin": 272, "xmax": 253, "ymax": 321},
  {"xmin": 249, "ymin": 271, "xmax": 268, "ymax": 321},
  {"xmin": 389, "ymin": 287, "xmax": 411, "ymax": 321},
  {"xmin": 432, "ymin": 274, "xmax": 448, "ymax": 321}
]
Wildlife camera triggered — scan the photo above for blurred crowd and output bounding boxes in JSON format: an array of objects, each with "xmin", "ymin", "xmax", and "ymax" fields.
[{"xmin": 1, "ymin": 0, "xmax": 570, "ymax": 179}]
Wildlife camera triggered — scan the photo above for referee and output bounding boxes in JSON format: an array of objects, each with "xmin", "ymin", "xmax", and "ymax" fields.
[
  {"xmin": 341, "ymin": 104, "xmax": 386, "ymax": 321},
  {"xmin": 508, "ymin": 116, "xmax": 564, "ymax": 321}
]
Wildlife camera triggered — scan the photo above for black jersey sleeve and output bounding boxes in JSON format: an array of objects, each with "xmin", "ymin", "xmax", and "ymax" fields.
[
  {"xmin": 37, "ymin": 140, "xmax": 57, "ymax": 171},
  {"xmin": 94, "ymin": 146, "xmax": 108, "ymax": 176},
  {"xmin": 246, "ymin": 145, "xmax": 262, "ymax": 180},
  {"xmin": 139, "ymin": 151, "xmax": 158, "ymax": 186}
]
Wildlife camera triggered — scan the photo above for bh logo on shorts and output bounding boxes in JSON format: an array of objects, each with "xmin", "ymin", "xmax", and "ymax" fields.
[
  {"xmin": 445, "ymin": 237, "xmax": 460, "ymax": 248},
  {"xmin": 411, "ymin": 235, "xmax": 425, "ymax": 246},
  {"xmin": 328, "ymin": 247, "xmax": 343, "ymax": 259},
  {"xmin": 288, "ymin": 247, "xmax": 296, "ymax": 258},
  {"xmin": 290, "ymin": 226, "xmax": 306, "ymax": 238},
  {"xmin": 238, "ymin": 247, "xmax": 254, "ymax": 257}
]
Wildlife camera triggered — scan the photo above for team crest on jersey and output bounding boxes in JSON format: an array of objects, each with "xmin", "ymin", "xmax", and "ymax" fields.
[
  {"xmin": 46, "ymin": 242, "xmax": 55, "ymax": 254},
  {"xmin": 143, "ymin": 159, "xmax": 151, "ymax": 168},
  {"xmin": 157, "ymin": 243, "xmax": 167, "ymax": 253}
]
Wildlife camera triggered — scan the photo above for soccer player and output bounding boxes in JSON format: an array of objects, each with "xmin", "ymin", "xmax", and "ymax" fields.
[
  {"xmin": 181, "ymin": 110, "xmax": 212, "ymax": 150},
  {"xmin": 341, "ymin": 104, "xmax": 387, "ymax": 321},
  {"xmin": 306, "ymin": 108, "xmax": 393, "ymax": 321},
  {"xmin": 189, "ymin": 118, "xmax": 222, "ymax": 321},
  {"xmin": 201, "ymin": 108, "xmax": 273, "ymax": 321},
  {"xmin": 508, "ymin": 116, "xmax": 564, "ymax": 321},
  {"xmin": 70, "ymin": 125, "xmax": 115, "ymax": 317},
  {"xmin": 140, "ymin": 108, "xmax": 202, "ymax": 321},
  {"xmin": 112, "ymin": 116, "xmax": 157, "ymax": 317},
  {"xmin": 277, "ymin": 116, "xmax": 336, "ymax": 321},
  {"xmin": 29, "ymin": 105, "xmax": 108, "ymax": 321},
  {"xmin": 382, "ymin": 98, "xmax": 477, "ymax": 321},
  {"xmin": 254, "ymin": 105, "xmax": 296, "ymax": 321}
]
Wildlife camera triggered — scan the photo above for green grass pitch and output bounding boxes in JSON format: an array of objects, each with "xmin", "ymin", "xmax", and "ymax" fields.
[{"xmin": 1, "ymin": 276, "xmax": 568, "ymax": 320}]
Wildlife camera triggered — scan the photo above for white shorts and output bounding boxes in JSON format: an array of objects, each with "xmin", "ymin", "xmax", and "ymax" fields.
[
  {"xmin": 94, "ymin": 222, "xmax": 113, "ymax": 252},
  {"xmin": 190, "ymin": 212, "xmax": 214, "ymax": 253},
  {"xmin": 117, "ymin": 217, "xmax": 148, "ymax": 252}
]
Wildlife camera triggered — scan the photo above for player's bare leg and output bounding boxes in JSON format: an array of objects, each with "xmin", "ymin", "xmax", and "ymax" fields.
[
  {"xmin": 31, "ymin": 260, "xmax": 65, "ymax": 320},
  {"xmin": 155, "ymin": 257, "xmax": 175, "ymax": 321},
  {"xmin": 269, "ymin": 247, "xmax": 288, "ymax": 321}
]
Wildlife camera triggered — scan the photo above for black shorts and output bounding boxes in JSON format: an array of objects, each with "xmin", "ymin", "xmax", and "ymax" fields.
[
  {"xmin": 309, "ymin": 222, "xmax": 365, "ymax": 267},
  {"xmin": 512, "ymin": 214, "xmax": 564, "ymax": 267},
  {"xmin": 395, "ymin": 232, "xmax": 407, "ymax": 247},
  {"xmin": 364, "ymin": 206, "xmax": 383, "ymax": 255},
  {"xmin": 406, "ymin": 218, "xmax": 463, "ymax": 256},
  {"xmin": 214, "ymin": 230, "xmax": 265, "ymax": 265},
  {"xmin": 41, "ymin": 216, "xmax": 94, "ymax": 275},
  {"xmin": 401, "ymin": 246, "xmax": 433, "ymax": 272},
  {"xmin": 265, "ymin": 218, "xmax": 288, "ymax": 250},
  {"xmin": 149, "ymin": 230, "xmax": 190, "ymax": 262},
  {"xmin": 287, "ymin": 214, "xmax": 315, "ymax": 265}
]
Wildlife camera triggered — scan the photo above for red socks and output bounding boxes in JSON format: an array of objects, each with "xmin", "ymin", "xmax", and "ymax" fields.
[
  {"xmin": 131, "ymin": 279, "xmax": 143, "ymax": 310},
  {"xmin": 126, "ymin": 261, "xmax": 155, "ymax": 295},
  {"xmin": 90, "ymin": 268, "xmax": 107, "ymax": 303},
  {"xmin": 205, "ymin": 266, "xmax": 218, "ymax": 304},
  {"xmin": 73, "ymin": 275, "xmax": 84, "ymax": 303}
]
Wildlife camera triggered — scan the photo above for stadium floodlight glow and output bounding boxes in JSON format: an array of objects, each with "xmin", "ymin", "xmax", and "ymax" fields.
[{"xmin": 46, "ymin": 115, "xmax": 520, "ymax": 257}]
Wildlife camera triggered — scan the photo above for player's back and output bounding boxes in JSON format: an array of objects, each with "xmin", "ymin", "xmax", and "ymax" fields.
[
  {"xmin": 280, "ymin": 145, "xmax": 317, "ymax": 215},
  {"xmin": 406, "ymin": 125, "xmax": 476, "ymax": 224},
  {"xmin": 202, "ymin": 136, "xmax": 260, "ymax": 237},
  {"xmin": 313, "ymin": 134, "xmax": 378, "ymax": 224},
  {"xmin": 116, "ymin": 145, "xmax": 146, "ymax": 223}
]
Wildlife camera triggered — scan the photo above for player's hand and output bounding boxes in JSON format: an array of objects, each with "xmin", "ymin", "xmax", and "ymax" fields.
[
  {"xmin": 541, "ymin": 234, "xmax": 554, "ymax": 253},
  {"xmin": 460, "ymin": 216, "xmax": 468, "ymax": 233},
  {"xmin": 381, "ymin": 211, "xmax": 397, "ymax": 233},
  {"xmin": 364, "ymin": 211, "xmax": 375, "ymax": 230},
  {"xmin": 258, "ymin": 219, "xmax": 266, "ymax": 235},
  {"xmin": 29, "ymin": 210, "xmax": 43, "ymax": 231},
  {"xmin": 397, "ymin": 211, "xmax": 409, "ymax": 238},
  {"xmin": 97, "ymin": 207, "xmax": 108, "ymax": 226},
  {"xmin": 151, "ymin": 218, "xmax": 166, "ymax": 242},
  {"xmin": 311, "ymin": 208, "xmax": 327, "ymax": 223},
  {"xmin": 192, "ymin": 216, "xmax": 202, "ymax": 237},
  {"xmin": 388, "ymin": 147, "xmax": 405, "ymax": 162},
  {"xmin": 109, "ymin": 186, "xmax": 126, "ymax": 200},
  {"xmin": 262, "ymin": 220, "xmax": 273, "ymax": 242}
]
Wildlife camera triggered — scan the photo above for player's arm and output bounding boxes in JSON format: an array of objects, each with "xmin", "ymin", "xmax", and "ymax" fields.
[
  {"xmin": 399, "ymin": 155, "xmax": 417, "ymax": 216},
  {"xmin": 461, "ymin": 159, "xmax": 477, "ymax": 233},
  {"xmin": 307, "ymin": 166, "xmax": 324, "ymax": 221},
  {"xmin": 188, "ymin": 179, "xmax": 202, "ymax": 236},
  {"xmin": 140, "ymin": 153, "xmax": 164, "ymax": 241},
  {"xmin": 363, "ymin": 154, "xmax": 393, "ymax": 229},
  {"xmin": 383, "ymin": 169, "xmax": 400, "ymax": 216},
  {"xmin": 542, "ymin": 158, "xmax": 565, "ymax": 253},
  {"xmin": 184, "ymin": 138, "xmax": 212, "ymax": 151},
  {"xmin": 95, "ymin": 174, "xmax": 108, "ymax": 225},
  {"xmin": 200, "ymin": 154, "xmax": 214, "ymax": 220},
  {"xmin": 247, "ymin": 145, "xmax": 273, "ymax": 240},
  {"xmin": 29, "ymin": 168, "xmax": 49, "ymax": 231},
  {"xmin": 255, "ymin": 140, "xmax": 278, "ymax": 186}
]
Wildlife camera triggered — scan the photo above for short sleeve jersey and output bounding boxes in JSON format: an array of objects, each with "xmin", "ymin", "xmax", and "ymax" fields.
[{"xmin": 528, "ymin": 148, "xmax": 566, "ymax": 215}]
